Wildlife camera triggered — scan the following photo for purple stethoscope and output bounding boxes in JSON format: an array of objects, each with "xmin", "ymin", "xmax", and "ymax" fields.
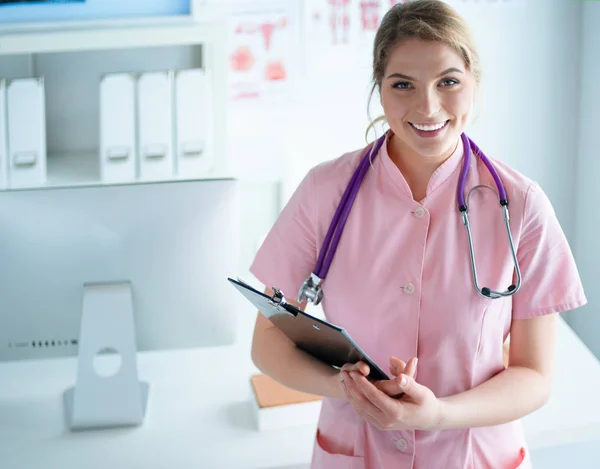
[{"xmin": 297, "ymin": 131, "xmax": 522, "ymax": 305}]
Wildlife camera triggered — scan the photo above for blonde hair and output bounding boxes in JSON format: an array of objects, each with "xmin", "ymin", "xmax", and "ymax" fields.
[{"xmin": 365, "ymin": 0, "xmax": 482, "ymax": 142}]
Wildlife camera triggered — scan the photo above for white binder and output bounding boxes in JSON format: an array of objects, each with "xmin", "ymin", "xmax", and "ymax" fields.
[
  {"xmin": 0, "ymin": 80, "xmax": 7, "ymax": 189},
  {"xmin": 174, "ymin": 68, "xmax": 213, "ymax": 178},
  {"xmin": 6, "ymin": 77, "xmax": 47, "ymax": 189},
  {"xmin": 137, "ymin": 71, "xmax": 174, "ymax": 181},
  {"xmin": 99, "ymin": 73, "xmax": 137, "ymax": 183}
]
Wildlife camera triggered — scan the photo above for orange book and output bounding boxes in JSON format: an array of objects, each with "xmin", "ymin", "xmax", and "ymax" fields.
[{"xmin": 250, "ymin": 373, "xmax": 322, "ymax": 409}]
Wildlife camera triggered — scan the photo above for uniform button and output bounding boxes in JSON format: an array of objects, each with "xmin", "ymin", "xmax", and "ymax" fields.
[
  {"xmin": 403, "ymin": 283, "xmax": 415, "ymax": 294},
  {"xmin": 413, "ymin": 206, "xmax": 425, "ymax": 218},
  {"xmin": 396, "ymin": 437, "xmax": 408, "ymax": 451}
]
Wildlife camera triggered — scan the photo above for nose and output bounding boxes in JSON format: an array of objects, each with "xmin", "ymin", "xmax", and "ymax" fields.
[{"xmin": 415, "ymin": 86, "xmax": 441, "ymax": 118}]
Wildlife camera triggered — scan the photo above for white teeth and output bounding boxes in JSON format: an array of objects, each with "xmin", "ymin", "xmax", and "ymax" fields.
[{"xmin": 411, "ymin": 121, "xmax": 447, "ymax": 131}]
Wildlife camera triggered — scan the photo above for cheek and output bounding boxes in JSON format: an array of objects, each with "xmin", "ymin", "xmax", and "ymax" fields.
[
  {"xmin": 381, "ymin": 90, "xmax": 408, "ymax": 118},
  {"xmin": 446, "ymin": 90, "xmax": 474, "ymax": 120}
]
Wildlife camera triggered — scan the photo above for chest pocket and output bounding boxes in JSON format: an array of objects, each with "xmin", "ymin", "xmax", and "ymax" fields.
[{"xmin": 475, "ymin": 295, "xmax": 512, "ymax": 364}]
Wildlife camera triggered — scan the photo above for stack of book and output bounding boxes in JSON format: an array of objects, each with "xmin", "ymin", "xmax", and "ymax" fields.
[{"xmin": 249, "ymin": 373, "xmax": 322, "ymax": 431}]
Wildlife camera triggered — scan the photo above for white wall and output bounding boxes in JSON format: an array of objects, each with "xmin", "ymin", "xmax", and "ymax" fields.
[
  {"xmin": 459, "ymin": 0, "xmax": 582, "ymax": 244},
  {"xmin": 569, "ymin": 2, "xmax": 600, "ymax": 358}
]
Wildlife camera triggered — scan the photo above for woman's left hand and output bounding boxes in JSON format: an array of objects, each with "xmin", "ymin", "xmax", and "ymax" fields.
[{"xmin": 340, "ymin": 358, "xmax": 444, "ymax": 431}]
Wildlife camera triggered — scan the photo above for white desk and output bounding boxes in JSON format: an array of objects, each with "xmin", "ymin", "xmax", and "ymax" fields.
[{"xmin": 1, "ymin": 317, "xmax": 600, "ymax": 469}]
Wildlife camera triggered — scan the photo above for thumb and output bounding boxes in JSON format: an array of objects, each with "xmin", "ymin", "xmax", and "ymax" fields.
[{"xmin": 397, "ymin": 374, "xmax": 428, "ymax": 404}]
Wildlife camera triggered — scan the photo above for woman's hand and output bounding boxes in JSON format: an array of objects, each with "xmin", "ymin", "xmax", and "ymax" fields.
[
  {"xmin": 339, "ymin": 357, "xmax": 444, "ymax": 431},
  {"xmin": 381, "ymin": 356, "xmax": 418, "ymax": 396}
]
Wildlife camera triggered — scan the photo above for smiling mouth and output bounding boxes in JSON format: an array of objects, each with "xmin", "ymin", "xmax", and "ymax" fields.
[{"xmin": 409, "ymin": 120, "xmax": 450, "ymax": 131}]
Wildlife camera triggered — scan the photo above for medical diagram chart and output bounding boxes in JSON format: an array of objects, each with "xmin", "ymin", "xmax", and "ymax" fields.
[
  {"xmin": 303, "ymin": 0, "xmax": 517, "ymax": 73},
  {"xmin": 227, "ymin": 11, "xmax": 293, "ymax": 103}
]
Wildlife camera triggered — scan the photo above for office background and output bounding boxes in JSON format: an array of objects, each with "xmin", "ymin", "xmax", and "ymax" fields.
[{"xmin": 0, "ymin": 0, "xmax": 599, "ymax": 468}]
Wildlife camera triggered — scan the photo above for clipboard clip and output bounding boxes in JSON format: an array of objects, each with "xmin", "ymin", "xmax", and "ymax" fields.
[{"xmin": 268, "ymin": 287, "xmax": 288, "ymax": 311}]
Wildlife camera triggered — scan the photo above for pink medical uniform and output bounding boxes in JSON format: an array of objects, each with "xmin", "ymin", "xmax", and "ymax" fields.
[{"xmin": 249, "ymin": 131, "xmax": 587, "ymax": 469}]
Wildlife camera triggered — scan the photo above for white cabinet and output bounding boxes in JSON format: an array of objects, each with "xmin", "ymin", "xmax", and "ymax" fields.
[
  {"xmin": 137, "ymin": 71, "xmax": 175, "ymax": 181},
  {"xmin": 5, "ymin": 77, "xmax": 46, "ymax": 189},
  {"xmin": 174, "ymin": 68, "xmax": 214, "ymax": 178},
  {"xmin": 0, "ymin": 79, "xmax": 7, "ymax": 189},
  {"xmin": 99, "ymin": 73, "xmax": 137, "ymax": 183}
]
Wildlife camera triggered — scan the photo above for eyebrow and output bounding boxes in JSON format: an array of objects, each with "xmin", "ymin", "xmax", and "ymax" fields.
[{"xmin": 386, "ymin": 67, "xmax": 464, "ymax": 80}]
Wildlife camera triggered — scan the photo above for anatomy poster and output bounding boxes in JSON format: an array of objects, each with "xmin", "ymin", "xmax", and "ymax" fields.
[
  {"xmin": 303, "ymin": 0, "xmax": 411, "ymax": 74},
  {"xmin": 304, "ymin": 1, "xmax": 349, "ymax": 74},
  {"xmin": 227, "ymin": 11, "xmax": 293, "ymax": 103},
  {"xmin": 303, "ymin": 0, "xmax": 517, "ymax": 74}
]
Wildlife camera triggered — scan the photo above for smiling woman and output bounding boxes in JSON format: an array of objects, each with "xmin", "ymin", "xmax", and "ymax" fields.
[{"xmin": 249, "ymin": 1, "xmax": 587, "ymax": 469}]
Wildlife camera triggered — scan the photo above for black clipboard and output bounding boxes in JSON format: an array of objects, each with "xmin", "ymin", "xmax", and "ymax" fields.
[{"xmin": 228, "ymin": 277, "xmax": 389, "ymax": 381}]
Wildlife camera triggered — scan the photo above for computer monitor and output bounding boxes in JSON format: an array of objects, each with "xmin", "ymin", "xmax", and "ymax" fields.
[{"xmin": 0, "ymin": 178, "xmax": 239, "ymax": 429}]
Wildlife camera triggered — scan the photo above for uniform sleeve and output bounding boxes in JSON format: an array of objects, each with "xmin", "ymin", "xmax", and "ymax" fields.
[
  {"xmin": 249, "ymin": 168, "xmax": 318, "ymax": 300},
  {"xmin": 511, "ymin": 181, "xmax": 587, "ymax": 320}
]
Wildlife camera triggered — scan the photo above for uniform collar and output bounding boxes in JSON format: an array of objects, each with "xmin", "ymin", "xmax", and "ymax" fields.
[{"xmin": 379, "ymin": 130, "xmax": 465, "ymax": 202}]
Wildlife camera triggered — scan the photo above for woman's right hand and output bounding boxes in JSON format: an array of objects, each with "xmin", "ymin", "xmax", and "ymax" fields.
[
  {"xmin": 389, "ymin": 356, "xmax": 418, "ymax": 380},
  {"xmin": 375, "ymin": 356, "xmax": 418, "ymax": 397},
  {"xmin": 337, "ymin": 356, "xmax": 418, "ymax": 399}
]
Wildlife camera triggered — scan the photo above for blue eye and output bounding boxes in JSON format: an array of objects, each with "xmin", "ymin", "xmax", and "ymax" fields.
[
  {"xmin": 440, "ymin": 78, "xmax": 459, "ymax": 86},
  {"xmin": 393, "ymin": 79, "xmax": 459, "ymax": 89},
  {"xmin": 392, "ymin": 81, "xmax": 412, "ymax": 90}
]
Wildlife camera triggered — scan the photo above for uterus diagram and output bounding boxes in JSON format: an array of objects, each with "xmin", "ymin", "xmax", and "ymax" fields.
[{"xmin": 231, "ymin": 17, "xmax": 288, "ymax": 82}]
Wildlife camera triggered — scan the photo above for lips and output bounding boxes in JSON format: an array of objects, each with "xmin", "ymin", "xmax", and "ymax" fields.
[
  {"xmin": 408, "ymin": 120, "xmax": 449, "ymax": 138},
  {"xmin": 409, "ymin": 120, "xmax": 449, "ymax": 131}
]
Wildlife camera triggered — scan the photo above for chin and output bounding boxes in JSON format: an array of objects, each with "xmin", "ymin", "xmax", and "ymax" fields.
[
  {"xmin": 405, "ymin": 138, "xmax": 454, "ymax": 159},
  {"xmin": 416, "ymin": 146, "xmax": 451, "ymax": 159},
  {"xmin": 411, "ymin": 132, "xmax": 461, "ymax": 160}
]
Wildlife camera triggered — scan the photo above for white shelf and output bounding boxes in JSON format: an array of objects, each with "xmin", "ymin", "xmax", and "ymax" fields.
[
  {"xmin": 0, "ymin": 153, "xmax": 235, "ymax": 191},
  {"xmin": 0, "ymin": 17, "xmax": 219, "ymax": 56}
]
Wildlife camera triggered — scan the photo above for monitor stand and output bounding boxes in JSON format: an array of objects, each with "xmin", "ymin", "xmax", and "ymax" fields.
[{"xmin": 63, "ymin": 281, "xmax": 149, "ymax": 431}]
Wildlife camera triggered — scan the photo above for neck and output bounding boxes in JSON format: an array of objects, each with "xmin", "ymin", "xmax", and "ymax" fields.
[{"xmin": 387, "ymin": 133, "xmax": 459, "ymax": 201}]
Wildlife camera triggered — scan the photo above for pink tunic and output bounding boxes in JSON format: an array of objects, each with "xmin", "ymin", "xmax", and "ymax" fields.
[{"xmin": 250, "ymin": 132, "xmax": 587, "ymax": 469}]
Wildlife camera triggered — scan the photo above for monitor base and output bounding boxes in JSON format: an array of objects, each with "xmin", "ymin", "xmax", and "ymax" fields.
[{"xmin": 63, "ymin": 281, "xmax": 149, "ymax": 431}]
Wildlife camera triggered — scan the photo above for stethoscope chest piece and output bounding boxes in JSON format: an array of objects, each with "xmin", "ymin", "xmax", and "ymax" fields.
[{"xmin": 298, "ymin": 273, "xmax": 324, "ymax": 305}]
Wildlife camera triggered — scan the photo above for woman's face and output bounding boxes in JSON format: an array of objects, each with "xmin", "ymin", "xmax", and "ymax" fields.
[{"xmin": 380, "ymin": 38, "xmax": 477, "ymax": 160}]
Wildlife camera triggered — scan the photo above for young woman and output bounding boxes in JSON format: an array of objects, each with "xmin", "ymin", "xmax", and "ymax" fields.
[{"xmin": 249, "ymin": 1, "xmax": 586, "ymax": 468}]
